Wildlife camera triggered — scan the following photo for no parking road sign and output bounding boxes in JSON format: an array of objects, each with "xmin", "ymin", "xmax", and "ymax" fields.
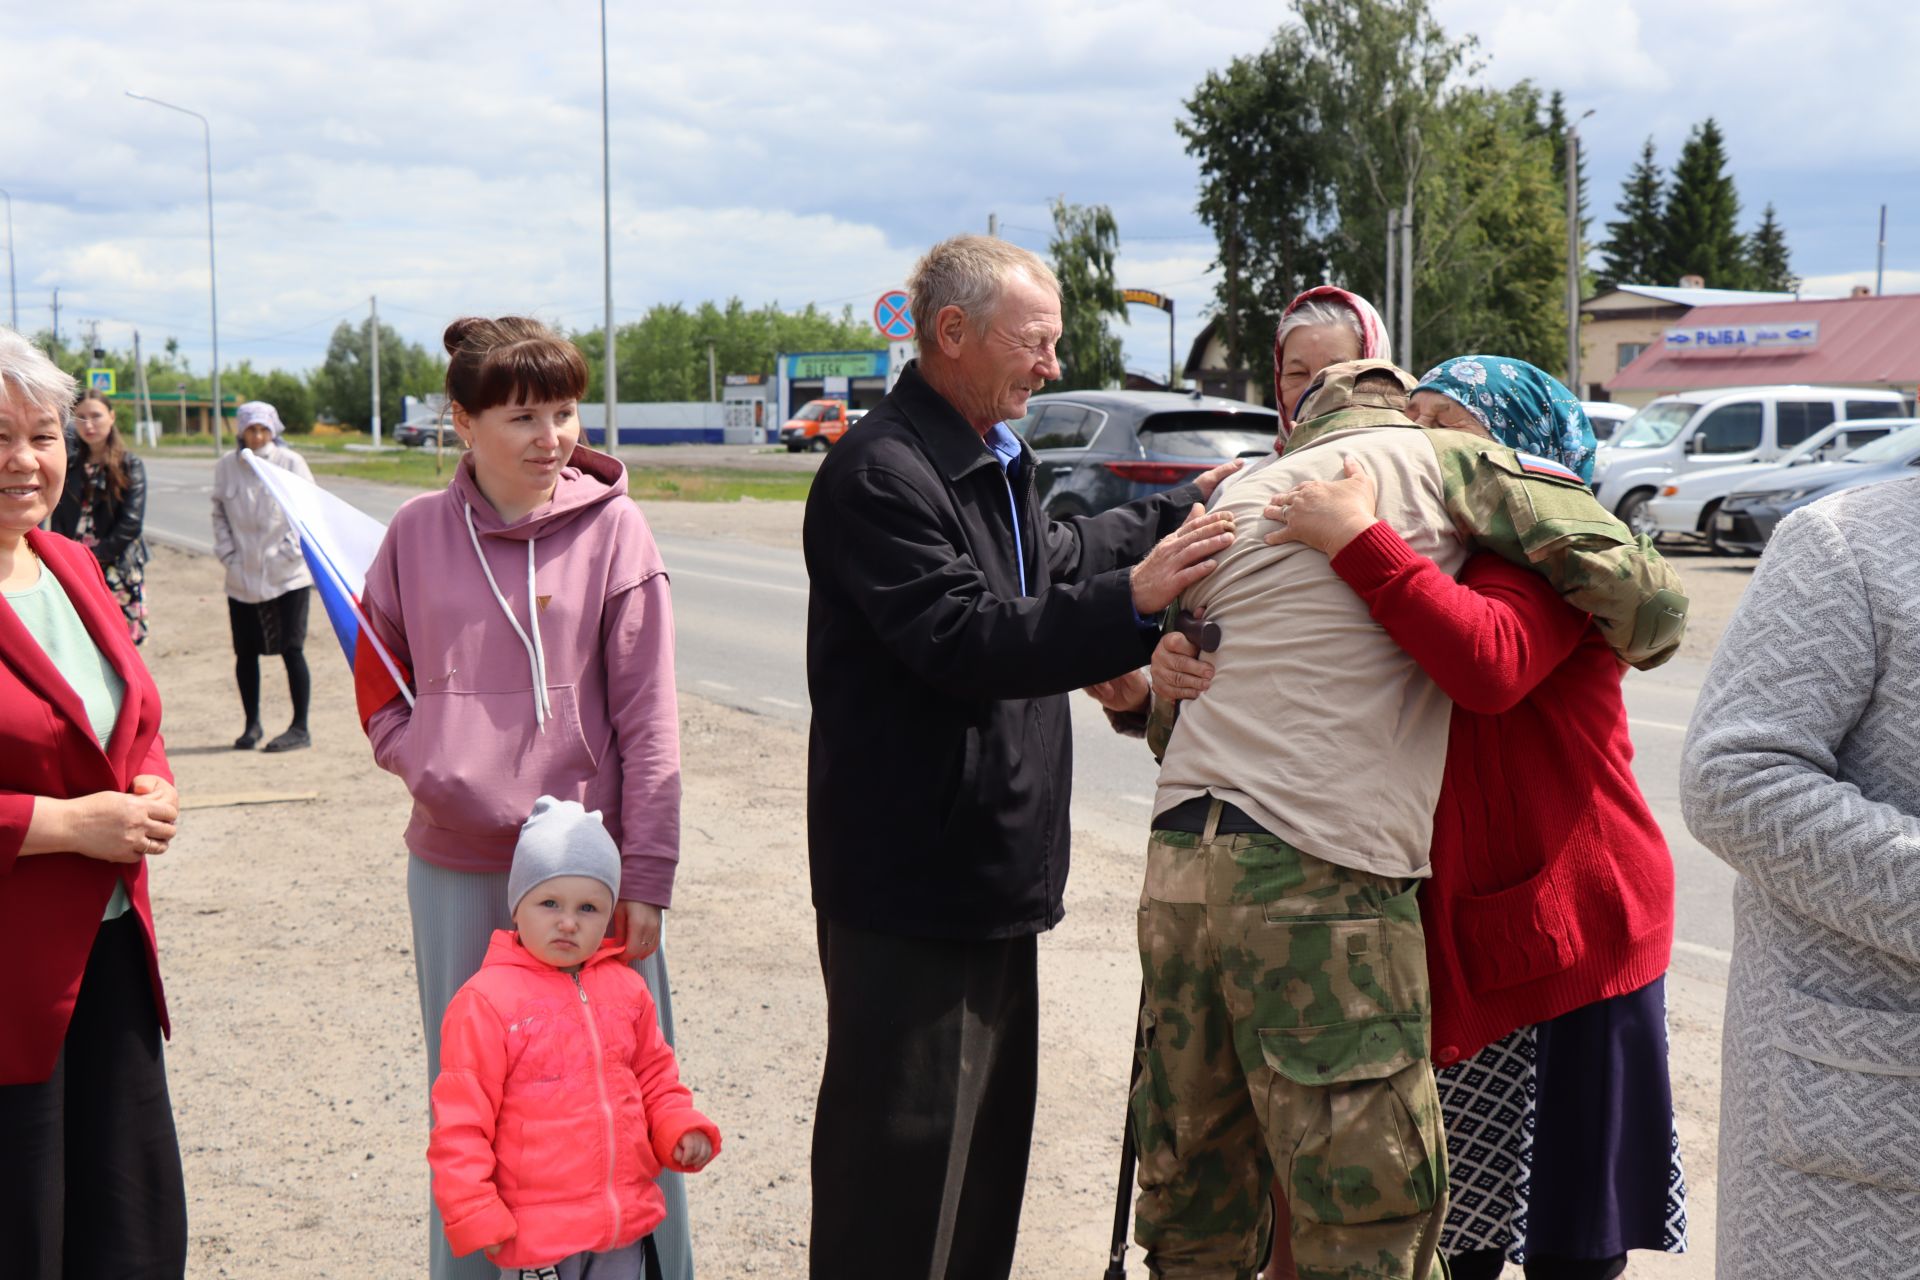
[{"xmin": 873, "ymin": 290, "xmax": 915, "ymax": 341}]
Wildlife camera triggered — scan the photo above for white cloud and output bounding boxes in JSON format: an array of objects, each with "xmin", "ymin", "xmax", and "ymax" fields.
[{"xmin": 8, "ymin": 1, "xmax": 1917, "ymax": 381}]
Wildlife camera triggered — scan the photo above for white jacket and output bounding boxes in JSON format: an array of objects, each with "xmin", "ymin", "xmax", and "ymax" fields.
[{"xmin": 210, "ymin": 442, "xmax": 315, "ymax": 603}]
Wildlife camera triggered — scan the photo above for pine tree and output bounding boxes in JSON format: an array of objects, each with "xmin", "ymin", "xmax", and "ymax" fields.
[
  {"xmin": 1598, "ymin": 138, "xmax": 1665, "ymax": 291},
  {"xmin": 1544, "ymin": 90, "xmax": 1589, "ymax": 237},
  {"xmin": 1657, "ymin": 118, "xmax": 1753, "ymax": 288},
  {"xmin": 1748, "ymin": 203, "xmax": 1798, "ymax": 292}
]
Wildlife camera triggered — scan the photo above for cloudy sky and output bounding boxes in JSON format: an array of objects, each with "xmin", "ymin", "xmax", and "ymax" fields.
[{"xmin": 8, "ymin": 0, "xmax": 1916, "ymax": 382}]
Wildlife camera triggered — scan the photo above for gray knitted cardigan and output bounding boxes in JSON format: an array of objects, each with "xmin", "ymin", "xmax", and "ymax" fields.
[{"xmin": 1681, "ymin": 476, "xmax": 1920, "ymax": 1278}]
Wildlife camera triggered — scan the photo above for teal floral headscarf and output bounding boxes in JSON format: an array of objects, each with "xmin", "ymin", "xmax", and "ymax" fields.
[{"xmin": 1415, "ymin": 355, "xmax": 1597, "ymax": 484}]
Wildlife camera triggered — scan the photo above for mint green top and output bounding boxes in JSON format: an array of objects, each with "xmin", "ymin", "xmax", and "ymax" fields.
[{"xmin": 6, "ymin": 564, "xmax": 132, "ymax": 921}]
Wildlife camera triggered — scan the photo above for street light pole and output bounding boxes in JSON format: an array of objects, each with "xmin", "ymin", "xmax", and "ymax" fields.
[
  {"xmin": 599, "ymin": 0, "xmax": 617, "ymax": 448},
  {"xmin": 127, "ymin": 91, "xmax": 223, "ymax": 451},
  {"xmin": 1566, "ymin": 108, "xmax": 1595, "ymax": 396},
  {"xmin": 0, "ymin": 188, "xmax": 15, "ymax": 331}
]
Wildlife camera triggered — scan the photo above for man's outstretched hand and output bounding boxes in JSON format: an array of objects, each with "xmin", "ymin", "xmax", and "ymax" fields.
[{"xmin": 1130, "ymin": 504, "xmax": 1237, "ymax": 616}]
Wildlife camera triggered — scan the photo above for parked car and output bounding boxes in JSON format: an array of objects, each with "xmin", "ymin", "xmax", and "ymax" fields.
[
  {"xmin": 1640, "ymin": 417, "xmax": 1907, "ymax": 547},
  {"xmin": 781, "ymin": 400, "xmax": 865, "ymax": 452},
  {"xmin": 1590, "ymin": 385, "xmax": 1907, "ymax": 531},
  {"xmin": 1714, "ymin": 422, "xmax": 1920, "ymax": 553},
  {"xmin": 1580, "ymin": 400, "xmax": 1636, "ymax": 442},
  {"xmin": 1011, "ymin": 390, "xmax": 1277, "ymax": 517},
  {"xmin": 394, "ymin": 417, "xmax": 459, "ymax": 448}
]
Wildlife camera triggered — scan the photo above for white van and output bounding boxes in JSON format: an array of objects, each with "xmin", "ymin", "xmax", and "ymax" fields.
[{"xmin": 1591, "ymin": 386, "xmax": 1908, "ymax": 530}]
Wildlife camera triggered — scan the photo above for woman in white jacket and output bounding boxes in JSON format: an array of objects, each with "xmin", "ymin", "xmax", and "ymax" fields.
[
  {"xmin": 209, "ymin": 401, "xmax": 314, "ymax": 752},
  {"xmin": 1681, "ymin": 473, "xmax": 1920, "ymax": 1277}
]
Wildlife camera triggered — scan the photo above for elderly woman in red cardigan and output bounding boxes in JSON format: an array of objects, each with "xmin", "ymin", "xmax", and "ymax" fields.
[{"xmin": 0, "ymin": 328, "xmax": 187, "ymax": 1278}]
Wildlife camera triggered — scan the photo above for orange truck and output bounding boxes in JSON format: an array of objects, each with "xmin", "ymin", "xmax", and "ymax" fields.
[{"xmin": 780, "ymin": 399, "xmax": 864, "ymax": 452}]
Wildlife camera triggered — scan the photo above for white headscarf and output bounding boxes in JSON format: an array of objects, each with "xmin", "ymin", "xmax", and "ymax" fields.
[{"xmin": 235, "ymin": 400, "xmax": 287, "ymax": 438}]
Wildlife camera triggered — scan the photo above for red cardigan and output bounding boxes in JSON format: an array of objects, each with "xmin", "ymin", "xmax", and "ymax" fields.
[
  {"xmin": 1330, "ymin": 522, "xmax": 1674, "ymax": 1064},
  {"xmin": 0, "ymin": 529, "xmax": 173, "ymax": 1085}
]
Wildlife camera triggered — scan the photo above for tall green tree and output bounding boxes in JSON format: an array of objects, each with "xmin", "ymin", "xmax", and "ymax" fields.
[
  {"xmin": 311, "ymin": 318, "xmax": 446, "ymax": 431},
  {"xmin": 1598, "ymin": 138, "xmax": 1666, "ymax": 291},
  {"xmin": 1047, "ymin": 197, "xmax": 1127, "ymax": 391},
  {"xmin": 1748, "ymin": 203, "xmax": 1798, "ymax": 292},
  {"xmin": 1294, "ymin": 0, "xmax": 1566, "ymax": 372},
  {"xmin": 1542, "ymin": 90, "xmax": 1589, "ymax": 243},
  {"xmin": 1175, "ymin": 24, "xmax": 1330, "ymax": 390},
  {"xmin": 1656, "ymin": 118, "xmax": 1753, "ymax": 288}
]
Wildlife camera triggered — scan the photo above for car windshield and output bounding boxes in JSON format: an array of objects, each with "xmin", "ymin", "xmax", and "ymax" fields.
[
  {"xmin": 1136, "ymin": 410, "xmax": 1277, "ymax": 459},
  {"xmin": 1839, "ymin": 423, "xmax": 1920, "ymax": 464},
  {"xmin": 793, "ymin": 402, "xmax": 827, "ymax": 421},
  {"xmin": 1610, "ymin": 401, "xmax": 1696, "ymax": 448}
]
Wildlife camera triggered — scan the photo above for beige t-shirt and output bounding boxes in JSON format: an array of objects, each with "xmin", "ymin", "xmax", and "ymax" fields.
[{"xmin": 1153, "ymin": 425, "xmax": 1467, "ymax": 879}]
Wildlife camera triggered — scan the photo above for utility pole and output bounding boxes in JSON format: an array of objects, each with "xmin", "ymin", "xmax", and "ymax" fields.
[
  {"xmin": 599, "ymin": 0, "xmax": 617, "ymax": 450},
  {"xmin": 707, "ymin": 340, "xmax": 717, "ymax": 403},
  {"xmin": 1384, "ymin": 208, "xmax": 1399, "ymax": 353},
  {"xmin": 1167, "ymin": 298, "xmax": 1176, "ymax": 390},
  {"xmin": 1877, "ymin": 204, "xmax": 1888, "ymax": 296},
  {"xmin": 50, "ymin": 287, "xmax": 59, "ymax": 348},
  {"xmin": 988, "ymin": 212, "xmax": 998, "ymax": 238},
  {"xmin": 369, "ymin": 296, "xmax": 382, "ymax": 447},
  {"xmin": 1566, "ymin": 109, "xmax": 1595, "ymax": 394},
  {"xmin": 1398, "ymin": 197, "xmax": 1414, "ymax": 371},
  {"xmin": 134, "ymin": 330, "xmax": 157, "ymax": 443}
]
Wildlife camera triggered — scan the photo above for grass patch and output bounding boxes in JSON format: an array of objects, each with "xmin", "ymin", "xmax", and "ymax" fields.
[{"xmin": 300, "ymin": 449, "xmax": 812, "ymax": 502}]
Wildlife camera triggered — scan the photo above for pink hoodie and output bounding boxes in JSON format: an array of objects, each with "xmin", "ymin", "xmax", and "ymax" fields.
[{"xmin": 358, "ymin": 446, "xmax": 681, "ymax": 905}]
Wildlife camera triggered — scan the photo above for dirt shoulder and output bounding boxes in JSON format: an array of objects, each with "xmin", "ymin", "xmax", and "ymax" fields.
[{"xmin": 146, "ymin": 528, "xmax": 1726, "ymax": 1278}]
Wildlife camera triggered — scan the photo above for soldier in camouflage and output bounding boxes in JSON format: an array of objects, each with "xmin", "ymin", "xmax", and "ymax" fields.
[{"xmin": 1129, "ymin": 361, "xmax": 1689, "ymax": 1279}]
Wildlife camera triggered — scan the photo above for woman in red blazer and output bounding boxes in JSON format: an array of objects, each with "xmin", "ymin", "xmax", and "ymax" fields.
[{"xmin": 0, "ymin": 331, "xmax": 187, "ymax": 1279}]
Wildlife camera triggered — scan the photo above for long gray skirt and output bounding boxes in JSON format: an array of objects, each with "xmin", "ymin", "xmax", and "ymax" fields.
[{"xmin": 408, "ymin": 855, "xmax": 695, "ymax": 1280}]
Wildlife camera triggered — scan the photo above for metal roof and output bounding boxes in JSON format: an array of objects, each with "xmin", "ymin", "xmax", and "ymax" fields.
[
  {"xmin": 1606, "ymin": 284, "xmax": 1803, "ymax": 309},
  {"xmin": 1609, "ymin": 294, "xmax": 1920, "ymax": 392}
]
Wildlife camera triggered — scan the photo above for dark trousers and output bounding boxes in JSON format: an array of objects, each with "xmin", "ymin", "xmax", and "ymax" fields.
[
  {"xmin": 0, "ymin": 912, "xmax": 188, "ymax": 1279},
  {"xmin": 228, "ymin": 590, "xmax": 311, "ymax": 729},
  {"xmin": 809, "ymin": 916, "xmax": 1039, "ymax": 1280}
]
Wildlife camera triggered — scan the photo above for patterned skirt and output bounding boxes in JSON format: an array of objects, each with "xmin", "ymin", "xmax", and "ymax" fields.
[
  {"xmin": 104, "ymin": 559, "xmax": 149, "ymax": 646},
  {"xmin": 1436, "ymin": 976, "xmax": 1688, "ymax": 1265}
]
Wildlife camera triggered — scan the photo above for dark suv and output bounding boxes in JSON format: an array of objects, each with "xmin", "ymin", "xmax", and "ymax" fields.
[{"xmin": 1011, "ymin": 390, "xmax": 1277, "ymax": 517}]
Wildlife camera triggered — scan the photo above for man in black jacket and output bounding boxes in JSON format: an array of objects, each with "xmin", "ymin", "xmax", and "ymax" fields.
[{"xmin": 803, "ymin": 234, "xmax": 1239, "ymax": 1279}]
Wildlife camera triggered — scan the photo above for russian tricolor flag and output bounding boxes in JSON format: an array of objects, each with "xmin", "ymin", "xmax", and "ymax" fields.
[{"xmin": 241, "ymin": 452, "xmax": 414, "ymax": 721}]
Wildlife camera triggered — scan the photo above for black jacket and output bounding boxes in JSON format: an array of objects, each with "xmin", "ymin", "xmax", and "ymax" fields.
[
  {"xmin": 803, "ymin": 362, "xmax": 1200, "ymax": 939},
  {"xmin": 51, "ymin": 450, "xmax": 148, "ymax": 574}
]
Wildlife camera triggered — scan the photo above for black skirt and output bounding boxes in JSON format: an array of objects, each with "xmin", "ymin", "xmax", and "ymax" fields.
[{"xmin": 228, "ymin": 587, "xmax": 310, "ymax": 658}]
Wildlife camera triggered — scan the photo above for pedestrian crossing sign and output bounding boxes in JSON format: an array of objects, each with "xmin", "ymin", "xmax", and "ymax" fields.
[{"xmin": 87, "ymin": 368, "xmax": 116, "ymax": 394}]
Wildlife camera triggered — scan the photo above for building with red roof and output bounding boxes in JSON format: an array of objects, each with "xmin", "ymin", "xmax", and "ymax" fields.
[{"xmin": 1608, "ymin": 292, "xmax": 1920, "ymax": 408}]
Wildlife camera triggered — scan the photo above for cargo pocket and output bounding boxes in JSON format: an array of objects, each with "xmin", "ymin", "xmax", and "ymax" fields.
[
  {"xmin": 1451, "ymin": 866, "xmax": 1578, "ymax": 994},
  {"xmin": 1263, "ymin": 1048, "xmax": 1443, "ymax": 1226},
  {"xmin": 1764, "ymin": 986, "xmax": 1920, "ymax": 1192}
]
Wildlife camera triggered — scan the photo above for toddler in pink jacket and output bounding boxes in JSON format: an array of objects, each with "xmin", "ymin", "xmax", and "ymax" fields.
[{"xmin": 430, "ymin": 797, "xmax": 720, "ymax": 1279}]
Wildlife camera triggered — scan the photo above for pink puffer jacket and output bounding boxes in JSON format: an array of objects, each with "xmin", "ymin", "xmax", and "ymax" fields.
[{"xmin": 429, "ymin": 931, "xmax": 720, "ymax": 1267}]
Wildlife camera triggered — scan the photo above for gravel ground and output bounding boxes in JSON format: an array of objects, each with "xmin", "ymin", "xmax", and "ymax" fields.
[{"xmin": 141, "ymin": 509, "xmax": 1745, "ymax": 1277}]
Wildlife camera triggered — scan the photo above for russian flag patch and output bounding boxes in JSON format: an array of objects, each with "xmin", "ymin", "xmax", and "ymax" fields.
[{"xmin": 1515, "ymin": 452, "xmax": 1584, "ymax": 484}]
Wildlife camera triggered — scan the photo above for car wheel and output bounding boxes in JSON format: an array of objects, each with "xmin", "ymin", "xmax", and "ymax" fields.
[
  {"xmin": 1616, "ymin": 489, "xmax": 1659, "ymax": 540},
  {"xmin": 809, "ymin": 437, "xmax": 829, "ymax": 453},
  {"xmin": 785, "ymin": 441, "xmax": 802, "ymax": 453},
  {"xmin": 1698, "ymin": 500, "xmax": 1724, "ymax": 553}
]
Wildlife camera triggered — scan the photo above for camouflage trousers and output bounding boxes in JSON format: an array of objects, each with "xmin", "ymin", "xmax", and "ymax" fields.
[{"xmin": 1132, "ymin": 805, "xmax": 1448, "ymax": 1280}]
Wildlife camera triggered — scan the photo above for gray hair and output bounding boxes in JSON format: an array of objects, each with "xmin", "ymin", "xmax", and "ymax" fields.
[
  {"xmin": 907, "ymin": 235, "xmax": 1060, "ymax": 339},
  {"xmin": 0, "ymin": 326, "xmax": 76, "ymax": 422},
  {"xmin": 1275, "ymin": 298, "xmax": 1385, "ymax": 362}
]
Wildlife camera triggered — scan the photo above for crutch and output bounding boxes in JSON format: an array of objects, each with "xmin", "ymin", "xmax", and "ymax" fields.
[{"xmin": 1105, "ymin": 985, "xmax": 1148, "ymax": 1280}]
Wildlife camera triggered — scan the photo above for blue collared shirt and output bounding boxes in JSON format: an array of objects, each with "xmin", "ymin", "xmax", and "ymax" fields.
[{"xmin": 984, "ymin": 422, "xmax": 1028, "ymax": 596}]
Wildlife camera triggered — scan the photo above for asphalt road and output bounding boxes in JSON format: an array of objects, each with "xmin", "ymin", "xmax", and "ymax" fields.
[{"xmin": 140, "ymin": 454, "xmax": 1736, "ymax": 969}]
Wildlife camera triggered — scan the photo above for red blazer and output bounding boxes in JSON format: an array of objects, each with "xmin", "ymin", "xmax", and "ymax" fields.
[
  {"xmin": 0, "ymin": 528, "xmax": 173, "ymax": 1085},
  {"xmin": 1331, "ymin": 524, "xmax": 1675, "ymax": 1063}
]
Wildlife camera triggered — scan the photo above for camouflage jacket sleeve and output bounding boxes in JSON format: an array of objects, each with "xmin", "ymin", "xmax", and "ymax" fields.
[{"xmin": 1427, "ymin": 436, "xmax": 1689, "ymax": 670}]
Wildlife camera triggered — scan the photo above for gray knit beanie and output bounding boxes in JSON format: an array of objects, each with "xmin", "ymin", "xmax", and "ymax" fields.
[{"xmin": 508, "ymin": 796, "xmax": 622, "ymax": 915}]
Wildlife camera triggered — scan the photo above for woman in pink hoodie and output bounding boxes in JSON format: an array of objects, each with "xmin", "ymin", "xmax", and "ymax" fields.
[{"xmin": 356, "ymin": 317, "xmax": 690, "ymax": 1280}]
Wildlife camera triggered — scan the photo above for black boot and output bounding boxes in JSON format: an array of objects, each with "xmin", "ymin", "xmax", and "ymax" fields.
[
  {"xmin": 234, "ymin": 721, "xmax": 264, "ymax": 750},
  {"xmin": 263, "ymin": 726, "xmax": 311, "ymax": 753}
]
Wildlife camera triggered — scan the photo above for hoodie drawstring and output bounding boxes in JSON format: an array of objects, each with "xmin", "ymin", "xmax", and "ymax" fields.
[{"xmin": 464, "ymin": 502, "xmax": 552, "ymax": 730}]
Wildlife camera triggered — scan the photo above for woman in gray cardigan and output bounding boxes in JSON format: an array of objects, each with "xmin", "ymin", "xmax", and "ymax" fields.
[{"xmin": 1681, "ymin": 474, "xmax": 1920, "ymax": 1277}]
